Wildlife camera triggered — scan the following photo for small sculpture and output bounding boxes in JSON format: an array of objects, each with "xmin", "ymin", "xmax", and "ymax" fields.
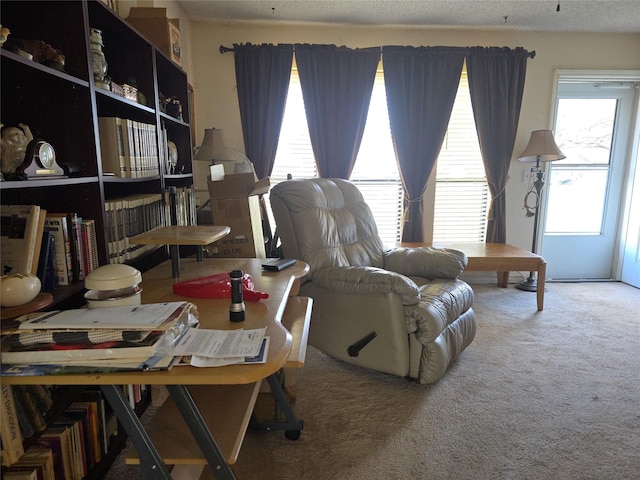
[
  {"xmin": 1, "ymin": 123, "xmax": 33, "ymax": 174},
  {"xmin": 0, "ymin": 25, "xmax": 10, "ymax": 47}
]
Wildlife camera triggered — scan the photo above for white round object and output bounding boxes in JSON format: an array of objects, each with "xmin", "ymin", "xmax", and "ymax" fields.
[
  {"xmin": 85, "ymin": 285, "xmax": 143, "ymax": 308},
  {"xmin": 0, "ymin": 274, "xmax": 42, "ymax": 307},
  {"xmin": 84, "ymin": 264, "xmax": 142, "ymax": 291}
]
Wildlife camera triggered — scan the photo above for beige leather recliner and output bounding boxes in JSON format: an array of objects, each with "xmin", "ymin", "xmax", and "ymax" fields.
[{"xmin": 269, "ymin": 178, "xmax": 476, "ymax": 384}]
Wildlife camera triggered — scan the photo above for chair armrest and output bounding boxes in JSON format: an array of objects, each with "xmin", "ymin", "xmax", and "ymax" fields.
[
  {"xmin": 311, "ymin": 265, "xmax": 420, "ymax": 306},
  {"xmin": 383, "ymin": 247, "xmax": 467, "ymax": 279}
]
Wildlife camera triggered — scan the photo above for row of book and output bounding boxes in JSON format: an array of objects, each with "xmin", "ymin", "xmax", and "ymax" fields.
[
  {"xmin": 97, "ymin": 116, "xmax": 161, "ymax": 178},
  {"xmin": 1, "ymin": 384, "xmax": 132, "ymax": 478},
  {"xmin": 0, "ymin": 206, "xmax": 99, "ymax": 289},
  {"xmin": 105, "ymin": 187, "xmax": 196, "ymax": 264}
]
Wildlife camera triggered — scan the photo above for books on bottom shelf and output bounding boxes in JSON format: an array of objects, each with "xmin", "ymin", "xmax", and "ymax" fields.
[
  {"xmin": 1, "ymin": 384, "xmax": 24, "ymax": 466},
  {"xmin": 0, "ymin": 302, "xmax": 197, "ymax": 366}
]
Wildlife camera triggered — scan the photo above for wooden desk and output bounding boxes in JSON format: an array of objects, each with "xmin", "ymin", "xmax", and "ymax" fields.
[
  {"xmin": 399, "ymin": 242, "xmax": 546, "ymax": 311},
  {"xmin": 1, "ymin": 257, "xmax": 310, "ymax": 479}
]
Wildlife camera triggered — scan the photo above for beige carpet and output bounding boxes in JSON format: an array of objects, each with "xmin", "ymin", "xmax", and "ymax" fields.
[{"xmin": 106, "ymin": 281, "xmax": 640, "ymax": 479}]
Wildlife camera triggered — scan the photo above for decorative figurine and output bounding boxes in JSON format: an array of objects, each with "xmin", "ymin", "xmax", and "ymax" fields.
[
  {"xmin": 91, "ymin": 28, "xmax": 109, "ymax": 89},
  {"xmin": 1, "ymin": 123, "xmax": 33, "ymax": 174}
]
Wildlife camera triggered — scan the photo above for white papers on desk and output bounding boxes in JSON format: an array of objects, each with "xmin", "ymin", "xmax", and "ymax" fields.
[{"xmin": 173, "ymin": 327, "xmax": 266, "ymax": 359}]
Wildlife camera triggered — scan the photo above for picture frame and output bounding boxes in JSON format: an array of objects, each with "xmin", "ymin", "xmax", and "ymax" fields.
[{"xmin": 169, "ymin": 20, "xmax": 182, "ymax": 66}]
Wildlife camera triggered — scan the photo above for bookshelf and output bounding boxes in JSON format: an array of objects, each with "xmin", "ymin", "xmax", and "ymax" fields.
[
  {"xmin": 1, "ymin": 0, "xmax": 193, "ymax": 474},
  {"xmin": 0, "ymin": 0, "xmax": 195, "ymax": 305}
]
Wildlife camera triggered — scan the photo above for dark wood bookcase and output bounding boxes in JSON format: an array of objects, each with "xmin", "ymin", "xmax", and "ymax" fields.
[
  {"xmin": 1, "ymin": 0, "xmax": 192, "ymax": 474},
  {"xmin": 1, "ymin": 0, "xmax": 194, "ymax": 304}
]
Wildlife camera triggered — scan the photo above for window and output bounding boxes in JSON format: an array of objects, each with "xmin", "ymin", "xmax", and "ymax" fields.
[
  {"xmin": 433, "ymin": 73, "xmax": 488, "ymax": 242},
  {"xmin": 268, "ymin": 66, "xmax": 488, "ymax": 246},
  {"xmin": 268, "ymin": 64, "xmax": 402, "ymax": 247}
]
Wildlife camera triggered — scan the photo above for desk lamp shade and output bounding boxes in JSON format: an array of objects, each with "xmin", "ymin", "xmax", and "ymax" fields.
[
  {"xmin": 194, "ymin": 128, "xmax": 250, "ymax": 163},
  {"xmin": 517, "ymin": 129, "xmax": 566, "ymax": 163}
]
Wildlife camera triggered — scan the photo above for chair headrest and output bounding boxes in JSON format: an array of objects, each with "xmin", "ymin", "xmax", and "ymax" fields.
[{"xmin": 270, "ymin": 178, "xmax": 385, "ymax": 271}]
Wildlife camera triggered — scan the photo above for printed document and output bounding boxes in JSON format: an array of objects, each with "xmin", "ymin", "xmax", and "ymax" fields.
[{"xmin": 173, "ymin": 327, "xmax": 266, "ymax": 359}]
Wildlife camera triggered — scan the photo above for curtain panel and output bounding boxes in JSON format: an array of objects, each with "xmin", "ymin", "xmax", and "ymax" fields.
[
  {"xmin": 295, "ymin": 44, "xmax": 380, "ymax": 179},
  {"xmin": 467, "ymin": 46, "xmax": 531, "ymax": 243},
  {"xmin": 382, "ymin": 46, "xmax": 466, "ymax": 242},
  {"xmin": 233, "ymin": 43, "xmax": 294, "ymax": 179}
]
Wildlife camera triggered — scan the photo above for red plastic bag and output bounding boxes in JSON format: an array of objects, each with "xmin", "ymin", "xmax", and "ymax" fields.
[{"xmin": 172, "ymin": 272, "xmax": 269, "ymax": 302}]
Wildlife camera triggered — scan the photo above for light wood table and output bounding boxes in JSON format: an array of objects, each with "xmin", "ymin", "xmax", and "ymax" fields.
[
  {"xmin": 400, "ymin": 242, "xmax": 547, "ymax": 311},
  {"xmin": 2, "ymin": 257, "xmax": 310, "ymax": 480},
  {"xmin": 130, "ymin": 225, "xmax": 231, "ymax": 278}
]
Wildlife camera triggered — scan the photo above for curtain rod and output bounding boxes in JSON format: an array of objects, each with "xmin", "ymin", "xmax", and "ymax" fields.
[{"xmin": 219, "ymin": 45, "xmax": 536, "ymax": 58}]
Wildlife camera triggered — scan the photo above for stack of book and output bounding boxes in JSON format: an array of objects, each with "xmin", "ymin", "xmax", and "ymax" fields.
[
  {"xmin": 1, "ymin": 384, "xmax": 119, "ymax": 478},
  {"xmin": 1, "ymin": 302, "xmax": 197, "ymax": 374},
  {"xmin": 0, "ymin": 205, "xmax": 100, "ymax": 292}
]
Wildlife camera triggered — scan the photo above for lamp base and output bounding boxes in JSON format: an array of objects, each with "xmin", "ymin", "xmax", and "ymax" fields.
[{"xmin": 516, "ymin": 277, "xmax": 538, "ymax": 292}]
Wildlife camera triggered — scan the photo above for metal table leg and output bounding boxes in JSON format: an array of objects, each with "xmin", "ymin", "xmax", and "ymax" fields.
[
  {"xmin": 250, "ymin": 371, "xmax": 304, "ymax": 440},
  {"xmin": 99, "ymin": 385, "xmax": 172, "ymax": 480}
]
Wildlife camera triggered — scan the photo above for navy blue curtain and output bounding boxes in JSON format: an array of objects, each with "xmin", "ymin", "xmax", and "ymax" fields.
[
  {"xmin": 382, "ymin": 46, "xmax": 466, "ymax": 242},
  {"xmin": 467, "ymin": 47, "xmax": 531, "ymax": 243},
  {"xmin": 295, "ymin": 44, "xmax": 380, "ymax": 179},
  {"xmin": 234, "ymin": 43, "xmax": 294, "ymax": 179}
]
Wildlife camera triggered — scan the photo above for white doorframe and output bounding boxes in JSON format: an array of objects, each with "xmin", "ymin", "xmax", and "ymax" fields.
[{"xmin": 540, "ymin": 70, "xmax": 640, "ymax": 281}]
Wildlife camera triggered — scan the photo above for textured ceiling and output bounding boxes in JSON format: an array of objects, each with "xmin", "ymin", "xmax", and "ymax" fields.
[{"xmin": 177, "ymin": 0, "xmax": 640, "ymax": 33}]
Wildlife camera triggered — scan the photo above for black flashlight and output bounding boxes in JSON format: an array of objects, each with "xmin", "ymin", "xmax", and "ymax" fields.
[{"xmin": 229, "ymin": 270, "xmax": 245, "ymax": 322}]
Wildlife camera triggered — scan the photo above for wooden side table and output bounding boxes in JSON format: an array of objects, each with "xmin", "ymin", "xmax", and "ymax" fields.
[{"xmin": 130, "ymin": 225, "xmax": 230, "ymax": 278}]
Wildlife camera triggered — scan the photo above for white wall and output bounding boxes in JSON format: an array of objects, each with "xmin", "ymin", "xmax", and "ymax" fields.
[{"xmin": 186, "ymin": 21, "xmax": 639, "ymax": 250}]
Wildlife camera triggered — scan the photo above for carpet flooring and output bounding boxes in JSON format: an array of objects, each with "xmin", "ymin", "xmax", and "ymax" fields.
[{"xmin": 105, "ymin": 281, "xmax": 640, "ymax": 480}]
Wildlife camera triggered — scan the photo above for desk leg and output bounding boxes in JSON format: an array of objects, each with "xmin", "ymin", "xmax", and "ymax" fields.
[
  {"xmin": 169, "ymin": 244, "xmax": 181, "ymax": 278},
  {"xmin": 99, "ymin": 385, "xmax": 172, "ymax": 480},
  {"xmin": 497, "ymin": 271, "xmax": 509, "ymax": 288},
  {"xmin": 250, "ymin": 372, "xmax": 304, "ymax": 440},
  {"xmin": 166, "ymin": 385, "xmax": 236, "ymax": 480},
  {"xmin": 537, "ymin": 261, "xmax": 546, "ymax": 312}
]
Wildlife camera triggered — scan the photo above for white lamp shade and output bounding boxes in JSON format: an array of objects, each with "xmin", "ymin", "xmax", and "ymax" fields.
[
  {"xmin": 517, "ymin": 130, "xmax": 566, "ymax": 163},
  {"xmin": 194, "ymin": 128, "xmax": 250, "ymax": 163}
]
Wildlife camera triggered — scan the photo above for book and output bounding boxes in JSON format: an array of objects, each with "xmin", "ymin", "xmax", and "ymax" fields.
[
  {"xmin": 5, "ymin": 445, "xmax": 55, "ymax": 480},
  {"xmin": 1, "ymin": 384, "xmax": 24, "ymax": 466},
  {"xmin": 14, "ymin": 385, "xmax": 46, "ymax": 434},
  {"xmin": 30, "ymin": 208, "xmax": 47, "ymax": 276},
  {"xmin": 1, "ymin": 329, "xmax": 175, "ymax": 364},
  {"xmin": 12, "ymin": 387, "xmax": 35, "ymax": 440},
  {"xmin": 2, "ymin": 470, "xmax": 38, "ymax": 480},
  {"xmin": 97, "ymin": 116, "xmax": 126, "ymax": 177},
  {"xmin": 16, "ymin": 301, "xmax": 191, "ymax": 331},
  {"xmin": 52, "ymin": 417, "xmax": 85, "ymax": 479},
  {"xmin": 43, "ymin": 213, "xmax": 72, "ymax": 285},
  {"xmin": 0, "ymin": 204, "xmax": 41, "ymax": 276},
  {"xmin": 63, "ymin": 407, "xmax": 93, "ymax": 470},
  {"xmin": 69, "ymin": 401, "xmax": 100, "ymax": 465},
  {"xmin": 82, "ymin": 219, "xmax": 99, "ymax": 275},
  {"xmin": 37, "ymin": 426, "xmax": 73, "ymax": 480},
  {"xmin": 36, "ymin": 231, "xmax": 58, "ymax": 293},
  {"xmin": 80, "ymin": 389, "xmax": 108, "ymax": 456},
  {"xmin": 67, "ymin": 213, "xmax": 85, "ymax": 282}
]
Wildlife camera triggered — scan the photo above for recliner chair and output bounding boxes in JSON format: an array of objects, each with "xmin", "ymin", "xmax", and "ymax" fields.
[{"xmin": 269, "ymin": 178, "xmax": 476, "ymax": 384}]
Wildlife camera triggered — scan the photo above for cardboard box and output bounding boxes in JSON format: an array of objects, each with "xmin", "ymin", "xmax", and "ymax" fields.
[
  {"xmin": 205, "ymin": 171, "xmax": 270, "ymax": 258},
  {"xmin": 208, "ymin": 172, "xmax": 270, "ymax": 200},
  {"xmin": 126, "ymin": 7, "xmax": 182, "ymax": 66}
]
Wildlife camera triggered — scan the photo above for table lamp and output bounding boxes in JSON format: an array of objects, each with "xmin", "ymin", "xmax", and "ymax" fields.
[
  {"xmin": 516, "ymin": 129, "xmax": 565, "ymax": 292},
  {"xmin": 194, "ymin": 128, "xmax": 252, "ymax": 172}
]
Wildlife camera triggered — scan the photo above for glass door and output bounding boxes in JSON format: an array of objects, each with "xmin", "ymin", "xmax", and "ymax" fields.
[{"xmin": 541, "ymin": 80, "xmax": 636, "ymax": 280}]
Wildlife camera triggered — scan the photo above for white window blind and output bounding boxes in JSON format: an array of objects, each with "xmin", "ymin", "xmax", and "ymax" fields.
[{"xmin": 433, "ymin": 73, "xmax": 488, "ymax": 243}]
